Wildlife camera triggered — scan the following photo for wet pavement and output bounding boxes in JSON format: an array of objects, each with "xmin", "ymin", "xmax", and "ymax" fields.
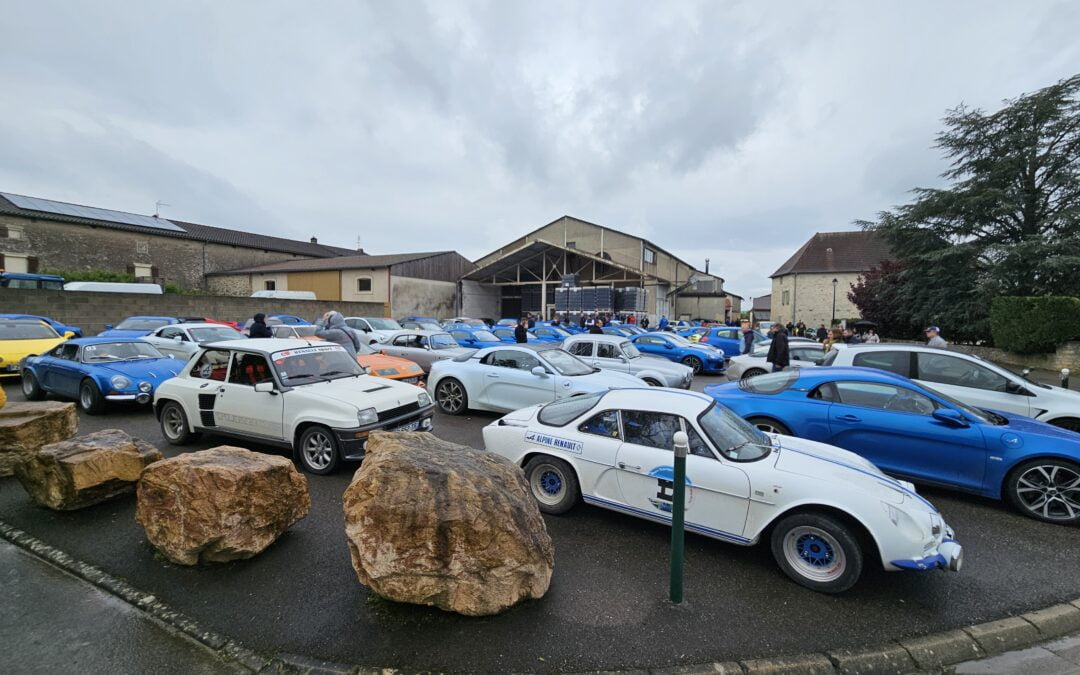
[{"xmin": 4, "ymin": 377, "xmax": 1080, "ymax": 672}]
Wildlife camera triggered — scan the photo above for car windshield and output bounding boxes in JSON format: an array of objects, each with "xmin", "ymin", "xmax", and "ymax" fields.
[
  {"xmin": 737, "ymin": 370, "xmax": 800, "ymax": 394},
  {"xmin": 699, "ymin": 403, "xmax": 772, "ymax": 461},
  {"xmin": 366, "ymin": 318, "xmax": 401, "ymax": 330},
  {"xmin": 667, "ymin": 334, "xmax": 695, "ymax": 347},
  {"xmin": 918, "ymin": 383, "xmax": 998, "ymax": 425},
  {"xmin": 115, "ymin": 319, "xmax": 170, "ymax": 331},
  {"xmin": 189, "ymin": 327, "xmax": 244, "ymax": 342},
  {"xmin": 271, "ymin": 345, "xmax": 364, "ymax": 384},
  {"xmin": 0, "ymin": 322, "xmax": 59, "ymax": 339},
  {"xmin": 620, "ymin": 342, "xmax": 642, "ymax": 358},
  {"xmin": 472, "ymin": 330, "xmax": 501, "ymax": 343},
  {"xmin": 545, "ymin": 326, "xmax": 572, "ymax": 337},
  {"xmin": 538, "ymin": 391, "xmax": 603, "ymax": 425},
  {"xmin": 82, "ymin": 341, "xmax": 165, "ymax": 362},
  {"xmin": 430, "ymin": 333, "xmax": 458, "ymax": 349},
  {"xmin": 540, "ymin": 348, "xmax": 595, "ymax": 376},
  {"xmin": 355, "ymin": 340, "xmax": 377, "ymax": 356}
]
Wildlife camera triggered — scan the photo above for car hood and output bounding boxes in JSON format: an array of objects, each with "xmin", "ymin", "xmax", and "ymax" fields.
[
  {"xmin": 574, "ymin": 368, "xmax": 644, "ymax": 388},
  {"xmin": 631, "ymin": 355, "xmax": 692, "ymax": 374},
  {"xmin": 290, "ymin": 375, "xmax": 423, "ymax": 410},
  {"xmin": 0, "ymin": 337, "xmax": 66, "ymax": 361},
  {"xmin": 357, "ymin": 353, "xmax": 424, "ymax": 374},
  {"xmin": 769, "ymin": 434, "xmax": 918, "ymax": 505},
  {"xmin": 99, "ymin": 329, "xmax": 153, "ymax": 338},
  {"xmin": 992, "ymin": 409, "xmax": 1080, "ymax": 442},
  {"xmin": 92, "ymin": 358, "xmax": 182, "ymax": 381},
  {"xmin": 429, "ymin": 348, "xmax": 475, "ymax": 359}
]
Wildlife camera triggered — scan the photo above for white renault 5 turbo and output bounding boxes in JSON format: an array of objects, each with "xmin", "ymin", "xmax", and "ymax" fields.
[
  {"xmin": 483, "ymin": 388, "xmax": 962, "ymax": 593},
  {"xmin": 154, "ymin": 339, "xmax": 435, "ymax": 474}
]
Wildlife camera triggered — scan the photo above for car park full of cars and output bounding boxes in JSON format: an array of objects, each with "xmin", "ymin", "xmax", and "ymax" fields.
[
  {"xmin": 344, "ymin": 317, "xmax": 404, "ymax": 344},
  {"xmin": 629, "ymin": 332, "xmax": 726, "ymax": 375},
  {"xmin": 99, "ymin": 316, "xmax": 180, "ymax": 337},
  {"xmin": 428, "ymin": 343, "xmax": 642, "ymax": 415},
  {"xmin": 0, "ymin": 318, "xmax": 74, "ymax": 376},
  {"xmin": 483, "ymin": 388, "xmax": 961, "ymax": 593},
  {"xmin": 22, "ymin": 338, "xmax": 182, "ymax": 413},
  {"xmin": 0, "ymin": 314, "xmax": 83, "ymax": 338},
  {"xmin": 705, "ymin": 367, "xmax": 1080, "ymax": 524},
  {"xmin": 142, "ymin": 322, "xmax": 246, "ymax": 360},
  {"xmin": 447, "ymin": 325, "xmax": 504, "ymax": 349},
  {"xmin": 825, "ymin": 343, "xmax": 1080, "ymax": 433},
  {"xmin": 725, "ymin": 342, "xmax": 826, "ymax": 382},
  {"xmin": 154, "ymin": 339, "xmax": 435, "ymax": 474},
  {"xmin": 563, "ymin": 334, "xmax": 693, "ymax": 388},
  {"xmin": 378, "ymin": 330, "xmax": 475, "ymax": 373}
]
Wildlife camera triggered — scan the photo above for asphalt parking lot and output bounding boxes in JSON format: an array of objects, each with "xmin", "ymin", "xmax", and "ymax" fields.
[{"xmin": 4, "ymin": 376, "xmax": 1080, "ymax": 672}]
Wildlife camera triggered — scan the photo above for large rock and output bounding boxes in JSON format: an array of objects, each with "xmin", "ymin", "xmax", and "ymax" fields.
[
  {"xmin": 136, "ymin": 446, "xmax": 310, "ymax": 565},
  {"xmin": 343, "ymin": 431, "xmax": 554, "ymax": 616},
  {"xmin": 0, "ymin": 401, "xmax": 78, "ymax": 477},
  {"xmin": 15, "ymin": 429, "xmax": 163, "ymax": 510}
]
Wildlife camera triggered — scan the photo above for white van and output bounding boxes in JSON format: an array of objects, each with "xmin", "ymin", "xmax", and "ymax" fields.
[
  {"xmin": 250, "ymin": 290, "xmax": 317, "ymax": 300},
  {"xmin": 64, "ymin": 281, "xmax": 163, "ymax": 294}
]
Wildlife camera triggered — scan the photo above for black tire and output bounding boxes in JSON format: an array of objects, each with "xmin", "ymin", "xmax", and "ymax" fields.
[
  {"xmin": 158, "ymin": 400, "xmax": 199, "ymax": 445},
  {"xmin": 435, "ymin": 378, "xmax": 468, "ymax": 415},
  {"xmin": 1006, "ymin": 458, "xmax": 1080, "ymax": 524},
  {"xmin": 681, "ymin": 355, "xmax": 703, "ymax": 374},
  {"xmin": 296, "ymin": 425, "xmax": 341, "ymax": 475},
  {"xmin": 747, "ymin": 416, "xmax": 791, "ymax": 435},
  {"xmin": 642, "ymin": 377, "xmax": 663, "ymax": 387},
  {"xmin": 78, "ymin": 379, "xmax": 106, "ymax": 415},
  {"xmin": 1049, "ymin": 418, "xmax": 1080, "ymax": 435},
  {"xmin": 523, "ymin": 455, "xmax": 580, "ymax": 515},
  {"xmin": 770, "ymin": 511, "xmax": 864, "ymax": 593},
  {"xmin": 740, "ymin": 368, "xmax": 767, "ymax": 382},
  {"xmin": 21, "ymin": 370, "xmax": 45, "ymax": 401}
]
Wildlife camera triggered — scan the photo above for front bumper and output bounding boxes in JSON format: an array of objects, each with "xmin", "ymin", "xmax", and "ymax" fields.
[
  {"xmin": 890, "ymin": 529, "xmax": 963, "ymax": 572},
  {"xmin": 335, "ymin": 404, "xmax": 436, "ymax": 460},
  {"xmin": 105, "ymin": 392, "xmax": 153, "ymax": 404}
]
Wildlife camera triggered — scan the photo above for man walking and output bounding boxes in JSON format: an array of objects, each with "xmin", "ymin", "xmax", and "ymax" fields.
[
  {"xmin": 740, "ymin": 323, "xmax": 755, "ymax": 354},
  {"xmin": 926, "ymin": 326, "xmax": 948, "ymax": 349},
  {"xmin": 815, "ymin": 324, "xmax": 827, "ymax": 342},
  {"xmin": 766, "ymin": 325, "xmax": 790, "ymax": 372}
]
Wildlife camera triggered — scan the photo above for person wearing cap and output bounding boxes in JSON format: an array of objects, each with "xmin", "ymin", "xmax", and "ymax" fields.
[{"xmin": 926, "ymin": 326, "xmax": 948, "ymax": 349}]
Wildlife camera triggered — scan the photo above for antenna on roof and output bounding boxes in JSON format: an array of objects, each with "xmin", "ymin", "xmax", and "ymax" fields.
[
  {"xmin": 154, "ymin": 201, "xmax": 170, "ymax": 218},
  {"xmin": 356, "ymin": 235, "xmax": 363, "ymax": 253}
]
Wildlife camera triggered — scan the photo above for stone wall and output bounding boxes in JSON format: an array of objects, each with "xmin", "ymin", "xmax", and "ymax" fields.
[
  {"xmin": 391, "ymin": 276, "xmax": 457, "ymax": 319},
  {"xmin": 0, "ymin": 288, "xmax": 383, "ymax": 336},
  {"xmin": 460, "ymin": 280, "xmax": 499, "ymax": 320},
  {"xmin": 771, "ymin": 272, "xmax": 861, "ymax": 327},
  {"xmin": 0, "ymin": 213, "xmax": 319, "ymax": 291}
]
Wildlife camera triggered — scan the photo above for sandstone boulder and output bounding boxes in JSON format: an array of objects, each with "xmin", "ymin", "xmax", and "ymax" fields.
[
  {"xmin": 136, "ymin": 446, "xmax": 310, "ymax": 565},
  {"xmin": 343, "ymin": 431, "xmax": 554, "ymax": 616},
  {"xmin": 15, "ymin": 429, "xmax": 163, "ymax": 510},
  {"xmin": 0, "ymin": 401, "xmax": 78, "ymax": 477}
]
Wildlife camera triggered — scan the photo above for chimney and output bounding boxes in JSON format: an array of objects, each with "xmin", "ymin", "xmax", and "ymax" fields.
[
  {"xmin": 705, "ymin": 258, "xmax": 710, "ymax": 275},
  {"xmin": 310, "ymin": 237, "xmax": 318, "ymax": 244}
]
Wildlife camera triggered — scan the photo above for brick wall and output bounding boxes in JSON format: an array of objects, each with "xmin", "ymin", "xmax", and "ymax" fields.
[{"xmin": 0, "ymin": 288, "xmax": 383, "ymax": 336}]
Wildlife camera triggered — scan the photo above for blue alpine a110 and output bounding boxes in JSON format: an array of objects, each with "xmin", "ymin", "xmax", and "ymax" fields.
[
  {"xmin": 704, "ymin": 367, "xmax": 1080, "ymax": 525},
  {"xmin": 98, "ymin": 316, "xmax": 179, "ymax": 337},
  {"xmin": 21, "ymin": 338, "xmax": 183, "ymax": 414},
  {"xmin": 629, "ymin": 332, "xmax": 726, "ymax": 375}
]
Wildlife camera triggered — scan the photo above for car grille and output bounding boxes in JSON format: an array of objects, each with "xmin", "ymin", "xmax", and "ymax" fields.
[
  {"xmin": 377, "ymin": 402, "xmax": 420, "ymax": 422},
  {"xmin": 401, "ymin": 377, "xmax": 420, "ymax": 385}
]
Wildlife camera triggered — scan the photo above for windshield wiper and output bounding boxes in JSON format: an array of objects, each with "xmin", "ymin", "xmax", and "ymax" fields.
[{"xmin": 320, "ymin": 370, "xmax": 358, "ymax": 379}]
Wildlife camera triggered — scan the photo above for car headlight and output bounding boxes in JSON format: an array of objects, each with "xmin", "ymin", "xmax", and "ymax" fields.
[
  {"xmin": 138, "ymin": 381, "xmax": 152, "ymax": 393},
  {"xmin": 409, "ymin": 363, "xmax": 423, "ymax": 372},
  {"xmin": 418, "ymin": 392, "xmax": 432, "ymax": 407},
  {"xmin": 357, "ymin": 407, "xmax": 378, "ymax": 426},
  {"xmin": 110, "ymin": 375, "xmax": 132, "ymax": 390},
  {"xmin": 376, "ymin": 368, "xmax": 399, "ymax": 376}
]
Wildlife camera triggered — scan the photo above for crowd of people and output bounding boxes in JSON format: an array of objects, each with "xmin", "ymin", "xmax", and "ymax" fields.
[{"xmin": 755, "ymin": 320, "xmax": 948, "ymax": 372}]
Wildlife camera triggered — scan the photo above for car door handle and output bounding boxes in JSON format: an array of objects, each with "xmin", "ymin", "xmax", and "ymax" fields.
[
  {"xmin": 617, "ymin": 462, "xmax": 641, "ymax": 471},
  {"xmin": 487, "ymin": 373, "xmax": 500, "ymax": 378},
  {"xmin": 836, "ymin": 414, "xmax": 861, "ymax": 422}
]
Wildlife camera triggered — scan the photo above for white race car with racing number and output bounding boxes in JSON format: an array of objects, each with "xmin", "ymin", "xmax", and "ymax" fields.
[{"xmin": 483, "ymin": 388, "xmax": 962, "ymax": 593}]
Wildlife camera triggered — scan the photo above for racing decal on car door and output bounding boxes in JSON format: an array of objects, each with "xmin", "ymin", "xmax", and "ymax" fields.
[
  {"xmin": 524, "ymin": 430, "xmax": 583, "ymax": 454},
  {"xmin": 647, "ymin": 466, "xmax": 694, "ymax": 513}
]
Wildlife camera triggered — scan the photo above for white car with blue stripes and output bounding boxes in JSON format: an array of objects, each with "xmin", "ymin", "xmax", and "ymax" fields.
[{"xmin": 483, "ymin": 388, "xmax": 963, "ymax": 593}]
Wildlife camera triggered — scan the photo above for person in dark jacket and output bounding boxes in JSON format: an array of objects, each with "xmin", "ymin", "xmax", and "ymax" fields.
[
  {"xmin": 740, "ymin": 323, "xmax": 755, "ymax": 354},
  {"xmin": 816, "ymin": 324, "xmax": 828, "ymax": 342},
  {"xmin": 514, "ymin": 318, "xmax": 529, "ymax": 343},
  {"xmin": 248, "ymin": 313, "xmax": 273, "ymax": 338},
  {"xmin": 641, "ymin": 316, "xmax": 650, "ymax": 330},
  {"xmin": 766, "ymin": 326, "xmax": 790, "ymax": 372},
  {"xmin": 589, "ymin": 319, "xmax": 605, "ymax": 334}
]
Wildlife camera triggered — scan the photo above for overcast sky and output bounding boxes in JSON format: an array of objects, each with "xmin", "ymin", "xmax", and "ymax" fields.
[{"xmin": 2, "ymin": 1, "xmax": 1077, "ymax": 300}]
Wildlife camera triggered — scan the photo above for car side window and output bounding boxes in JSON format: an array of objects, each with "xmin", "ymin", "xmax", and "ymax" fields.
[
  {"xmin": 393, "ymin": 335, "xmax": 418, "ymax": 348},
  {"xmin": 791, "ymin": 348, "xmax": 822, "ymax": 363},
  {"xmin": 852, "ymin": 351, "xmax": 911, "ymax": 378},
  {"xmin": 487, "ymin": 350, "xmax": 541, "ymax": 371},
  {"xmin": 567, "ymin": 341, "xmax": 593, "ymax": 357},
  {"xmin": 190, "ymin": 349, "xmax": 231, "ymax": 381},
  {"xmin": 58, "ymin": 344, "xmax": 79, "ymax": 360},
  {"xmin": 452, "ymin": 331, "xmax": 469, "ymax": 341},
  {"xmin": 916, "ymin": 352, "xmax": 1008, "ymax": 392},
  {"xmin": 597, "ymin": 343, "xmax": 618, "ymax": 359},
  {"xmin": 228, "ymin": 352, "xmax": 274, "ymax": 386},
  {"xmin": 622, "ymin": 410, "xmax": 681, "ymax": 450},
  {"xmin": 683, "ymin": 422, "xmax": 714, "ymax": 459},
  {"xmin": 579, "ymin": 410, "xmax": 620, "ymax": 439},
  {"xmin": 833, "ymin": 381, "xmax": 936, "ymax": 415}
]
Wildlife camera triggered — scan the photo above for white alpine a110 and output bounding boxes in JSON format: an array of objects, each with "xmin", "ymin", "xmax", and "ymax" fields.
[{"xmin": 483, "ymin": 388, "xmax": 963, "ymax": 593}]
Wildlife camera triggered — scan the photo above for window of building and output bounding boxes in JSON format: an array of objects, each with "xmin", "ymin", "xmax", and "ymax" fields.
[
  {"xmin": 2, "ymin": 254, "xmax": 29, "ymax": 274},
  {"xmin": 643, "ymin": 248, "xmax": 656, "ymax": 264},
  {"xmin": 781, "ymin": 290, "xmax": 790, "ymax": 306},
  {"xmin": 264, "ymin": 280, "xmax": 276, "ymax": 291},
  {"xmin": 566, "ymin": 241, "xmax": 576, "ymax": 250},
  {"xmin": 357, "ymin": 277, "xmax": 373, "ymax": 293},
  {"xmin": 133, "ymin": 263, "xmax": 153, "ymax": 278}
]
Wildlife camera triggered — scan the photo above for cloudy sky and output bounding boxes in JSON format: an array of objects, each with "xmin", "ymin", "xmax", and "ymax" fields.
[{"xmin": 2, "ymin": 1, "xmax": 1077, "ymax": 299}]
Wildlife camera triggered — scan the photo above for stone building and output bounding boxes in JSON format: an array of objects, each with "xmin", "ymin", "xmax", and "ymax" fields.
[
  {"xmin": 0, "ymin": 191, "xmax": 355, "ymax": 289},
  {"xmin": 769, "ymin": 231, "xmax": 892, "ymax": 327}
]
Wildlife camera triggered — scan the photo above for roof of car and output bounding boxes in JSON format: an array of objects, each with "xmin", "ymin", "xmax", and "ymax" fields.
[
  {"xmin": 384, "ymin": 329, "xmax": 452, "ymax": 337},
  {"xmin": 202, "ymin": 338, "xmax": 331, "ymax": 353},
  {"xmin": 564, "ymin": 333, "xmax": 630, "ymax": 344},
  {"xmin": 794, "ymin": 365, "xmax": 913, "ymax": 386},
  {"xmin": 475, "ymin": 343, "xmax": 562, "ymax": 353},
  {"xmin": 599, "ymin": 387, "xmax": 713, "ymax": 410},
  {"xmin": 0, "ymin": 318, "xmax": 50, "ymax": 325},
  {"xmin": 68, "ymin": 337, "xmax": 152, "ymax": 345},
  {"xmin": 121, "ymin": 315, "xmax": 177, "ymax": 321},
  {"xmin": 170, "ymin": 323, "xmax": 238, "ymax": 330}
]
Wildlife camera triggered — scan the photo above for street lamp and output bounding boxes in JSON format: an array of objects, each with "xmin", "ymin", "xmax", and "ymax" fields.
[{"xmin": 831, "ymin": 278, "xmax": 838, "ymax": 327}]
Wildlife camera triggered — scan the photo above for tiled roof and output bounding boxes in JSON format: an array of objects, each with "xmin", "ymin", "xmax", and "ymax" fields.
[
  {"xmin": 0, "ymin": 192, "xmax": 356, "ymax": 258},
  {"xmin": 206, "ymin": 252, "xmax": 455, "ymax": 275},
  {"xmin": 770, "ymin": 231, "xmax": 892, "ymax": 278},
  {"xmin": 752, "ymin": 294, "xmax": 771, "ymax": 310}
]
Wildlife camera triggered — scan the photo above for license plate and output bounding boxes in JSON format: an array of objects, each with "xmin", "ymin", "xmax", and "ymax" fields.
[
  {"xmin": 402, "ymin": 377, "xmax": 419, "ymax": 385},
  {"xmin": 392, "ymin": 420, "xmax": 420, "ymax": 432}
]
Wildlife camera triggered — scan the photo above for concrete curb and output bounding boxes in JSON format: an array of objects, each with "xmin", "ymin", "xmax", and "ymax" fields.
[{"xmin": 5, "ymin": 518, "xmax": 1080, "ymax": 674}]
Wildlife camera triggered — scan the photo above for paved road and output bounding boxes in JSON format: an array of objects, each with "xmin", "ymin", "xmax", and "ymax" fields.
[
  {"xmin": 4, "ymin": 377, "xmax": 1080, "ymax": 672},
  {"xmin": 0, "ymin": 538, "xmax": 241, "ymax": 674}
]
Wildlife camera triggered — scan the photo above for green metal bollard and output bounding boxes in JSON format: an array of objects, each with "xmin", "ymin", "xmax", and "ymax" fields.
[{"xmin": 670, "ymin": 430, "xmax": 689, "ymax": 604}]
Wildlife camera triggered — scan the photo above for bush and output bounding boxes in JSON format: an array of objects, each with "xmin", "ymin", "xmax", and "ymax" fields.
[
  {"xmin": 43, "ymin": 268, "xmax": 135, "ymax": 283},
  {"xmin": 990, "ymin": 297, "xmax": 1080, "ymax": 354}
]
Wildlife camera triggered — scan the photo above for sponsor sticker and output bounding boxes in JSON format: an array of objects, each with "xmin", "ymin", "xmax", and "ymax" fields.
[
  {"xmin": 524, "ymin": 430, "xmax": 583, "ymax": 455},
  {"xmin": 274, "ymin": 345, "xmax": 344, "ymax": 359}
]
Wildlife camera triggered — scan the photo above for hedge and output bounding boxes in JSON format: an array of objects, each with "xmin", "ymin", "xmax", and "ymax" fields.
[{"xmin": 990, "ymin": 296, "xmax": 1080, "ymax": 354}]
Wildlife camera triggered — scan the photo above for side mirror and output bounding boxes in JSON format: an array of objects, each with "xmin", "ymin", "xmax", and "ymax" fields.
[
  {"xmin": 932, "ymin": 408, "xmax": 968, "ymax": 427},
  {"xmin": 63, "ymin": 331, "xmax": 75, "ymax": 339},
  {"xmin": 254, "ymin": 381, "xmax": 275, "ymax": 394},
  {"xmin": 1005, "ymin": 380, "xmax": 1031, "ymax": 396},
  {"xmin": 531, "ymin": 366, "xmax": 547, "ymax": 377}
]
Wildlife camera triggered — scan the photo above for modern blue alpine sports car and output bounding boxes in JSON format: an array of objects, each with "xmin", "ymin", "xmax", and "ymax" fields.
[
  {"xmin": 630, "ymin": 332, "xmax": 726, "ymax": 375},
  {"xmin": 99, "ymin": 316, "xmax": 179, "ymax": 337},
  {"xmin": 0, "ymin": 314, "xmax": 83, "ymax": 338},
  {"xmin": 705, "ymin": 366, "xmax": 1080, "ymax": 525},
  {"xmin": 447, "ymin": 325, "xmax": 504, "ymax": 349},
  {"xmin": 21, "ymin": 338, "xmax": 183, "ymax": 414}
]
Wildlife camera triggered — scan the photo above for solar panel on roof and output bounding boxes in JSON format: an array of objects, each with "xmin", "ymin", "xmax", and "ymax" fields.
[{"xmin": 0, "ymin": 192, "xmax": 186, "ymax": 232}]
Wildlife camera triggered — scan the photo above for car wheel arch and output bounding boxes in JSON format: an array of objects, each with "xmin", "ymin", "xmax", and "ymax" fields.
[
  {"xmin": 1044, "ymin": 416, "xmax": 1080, "ymax": 432},
  {"xmin": 758, "ymin": 503, "xmax": 884, "ymax": 569},
  {"xmin": 1000, "ymin": 453, "xmax": 1080, "ymax": 500}
]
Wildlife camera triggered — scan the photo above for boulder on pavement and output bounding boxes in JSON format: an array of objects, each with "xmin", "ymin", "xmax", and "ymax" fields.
[
  {"xmin": 136, "ymin": 446, "xmax": 310, "ymax": 565},
  {"xmin": 0, "ymin": 401, "xmax": 78, "ymax": 477},
  {"xmin": 343, "ymin": 431, "xmax": 554, "ymax": 616},
  {"xmin": 15, "ymin": 429, "xmax": 163, "ymax": 510}
]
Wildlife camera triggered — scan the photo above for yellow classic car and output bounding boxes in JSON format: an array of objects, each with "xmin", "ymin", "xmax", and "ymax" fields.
[{"xmin": 0, "ymin": 319, "xmax": 74, "ymax": 377}]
